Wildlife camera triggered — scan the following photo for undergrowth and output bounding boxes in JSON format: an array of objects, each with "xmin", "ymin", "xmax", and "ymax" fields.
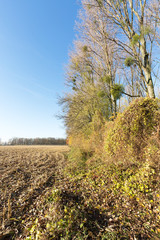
[
  {"xmin": 25, "ymin": 98, "xmax": 160, "ymax": 240},
  {"xmin": 25, "ymin": 160, "xmax": 160, "ymax": 239}
]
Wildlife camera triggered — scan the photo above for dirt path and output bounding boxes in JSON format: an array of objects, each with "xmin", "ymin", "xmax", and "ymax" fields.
[{"xmin": 0, "ymin": 145, "xmax": 69, "ymax": 239}]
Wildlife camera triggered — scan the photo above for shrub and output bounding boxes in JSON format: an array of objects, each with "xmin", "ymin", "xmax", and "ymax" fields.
[
  {"xmin": 124, "ymin": 57, "xmax": 134, "ymax": 66},
  {"xmin": 111, "ymin": 84, "xmax": 124, "ymax": 100},
  {"xmin": 104, "ymin": 97, "xmax": 160, "ymax": 163}
]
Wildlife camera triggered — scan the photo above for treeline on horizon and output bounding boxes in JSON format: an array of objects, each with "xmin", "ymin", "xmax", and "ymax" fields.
[{"xmin": 3, "ymin": 137, "xmax": 66, "ymax": 145}]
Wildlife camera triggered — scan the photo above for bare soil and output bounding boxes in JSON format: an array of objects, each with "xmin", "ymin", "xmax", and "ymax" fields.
[{"xmin": 0, "ymin": 145, "xmax": 69, "ymax": 239}]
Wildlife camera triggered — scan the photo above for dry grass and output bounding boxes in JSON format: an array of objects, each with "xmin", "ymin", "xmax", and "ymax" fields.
[{"xmin": 0, "ymin": 145, "xmax": 69, "ymax": 239}]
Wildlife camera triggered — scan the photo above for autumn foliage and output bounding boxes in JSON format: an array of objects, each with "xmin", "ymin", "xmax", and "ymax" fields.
[
  {"xmin": 104, "ymin": 98, "xmax": 160, "ymax": 163},
  {"xmin": 24, "ymin": 98, "xmax": 160, "ymax": 239}
]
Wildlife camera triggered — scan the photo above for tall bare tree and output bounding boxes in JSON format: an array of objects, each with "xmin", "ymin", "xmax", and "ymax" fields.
[
  {"xmin": 82, "ymin": 0, "xmax": 160, "ymax": 98},
  {"xmin": 76, "ymin": 3, "xmax": 124, "ymax": 115}
]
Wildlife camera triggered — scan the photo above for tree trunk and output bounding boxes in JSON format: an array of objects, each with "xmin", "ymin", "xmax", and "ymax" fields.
[
  {"xmin": 140, "ymin": 37, "xmax": 155, "ymax": 98},
  {"xmin": 114, "ymin": 99, "xmax": 117, "ymax": 117},
  {"xmin": 146, "ymin": 77, "xmax": 155, "ymax": 98},
  {"xmin": 143, "ymin": 58, "xmax": 155, "ymax": 98}
]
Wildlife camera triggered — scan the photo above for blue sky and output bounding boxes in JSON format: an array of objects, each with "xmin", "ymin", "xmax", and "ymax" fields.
[{"xmin": 0, "ymin": 0, "xmax": 80, "ymax": 142}]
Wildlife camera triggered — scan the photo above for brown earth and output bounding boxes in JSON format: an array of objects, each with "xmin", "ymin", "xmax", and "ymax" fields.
[{"xmin": 0, "ymin": 145, "xmax": 69, "ymax": 239}]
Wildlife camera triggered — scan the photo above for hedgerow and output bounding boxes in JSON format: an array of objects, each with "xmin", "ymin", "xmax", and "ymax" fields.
[{"xmin": 26, "ymin": 98, "xmax": 160, "ymax": 239}]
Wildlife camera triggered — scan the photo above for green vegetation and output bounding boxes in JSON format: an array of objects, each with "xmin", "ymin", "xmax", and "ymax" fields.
[
  {"xmin": 25, "ymin": 98, "xmax": 160, "ymax": 239},
  {"xmin": 111, "ymin": 84, "xmax": 124, "ymax": 101},
  {"xmin": 124, "ymin": 57, "xmax": 134, "ymax": 67},
  {"xmin": 131, "ymin": 34, "xmax": 140, "ymax": 46},
  {"xmin": 105, "ymin": 98, "xmax": 160, "ymax": 162}
]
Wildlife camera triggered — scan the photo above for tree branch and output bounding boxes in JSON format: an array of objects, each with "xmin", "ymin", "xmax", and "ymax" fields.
[{"xmin": 122, "ymin": 91, "xmax": 140, "ymax": 98}]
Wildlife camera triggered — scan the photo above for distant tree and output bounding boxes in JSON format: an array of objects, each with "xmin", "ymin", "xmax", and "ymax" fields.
[{"xmin": 8, "ymin": 137, "xmax": 66, "ymax": 145}]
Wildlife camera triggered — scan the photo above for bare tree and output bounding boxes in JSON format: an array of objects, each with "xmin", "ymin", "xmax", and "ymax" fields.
[
  {"xmin": 82, "ymin": 0, "xmax": 160, "ymax": 98},
  {"xmin": 75, "ymin": 3, "xmax": 125, "ymax": 115}
]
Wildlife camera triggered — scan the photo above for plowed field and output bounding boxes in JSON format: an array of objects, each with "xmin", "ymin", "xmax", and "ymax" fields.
[{"xmin": 0, "ymin": 145, "xmax": 69, "ymax": 239}]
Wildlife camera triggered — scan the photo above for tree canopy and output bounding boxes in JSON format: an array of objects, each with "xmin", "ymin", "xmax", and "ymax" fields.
[{"xmin": 60, "ymin": 0, "xmax": 160, "ymax": 142}]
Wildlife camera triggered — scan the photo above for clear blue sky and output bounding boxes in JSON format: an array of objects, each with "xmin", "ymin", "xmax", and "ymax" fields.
[{"xmin": 0, "ymin": 0, "xmax": 80, "ymax": 142}]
